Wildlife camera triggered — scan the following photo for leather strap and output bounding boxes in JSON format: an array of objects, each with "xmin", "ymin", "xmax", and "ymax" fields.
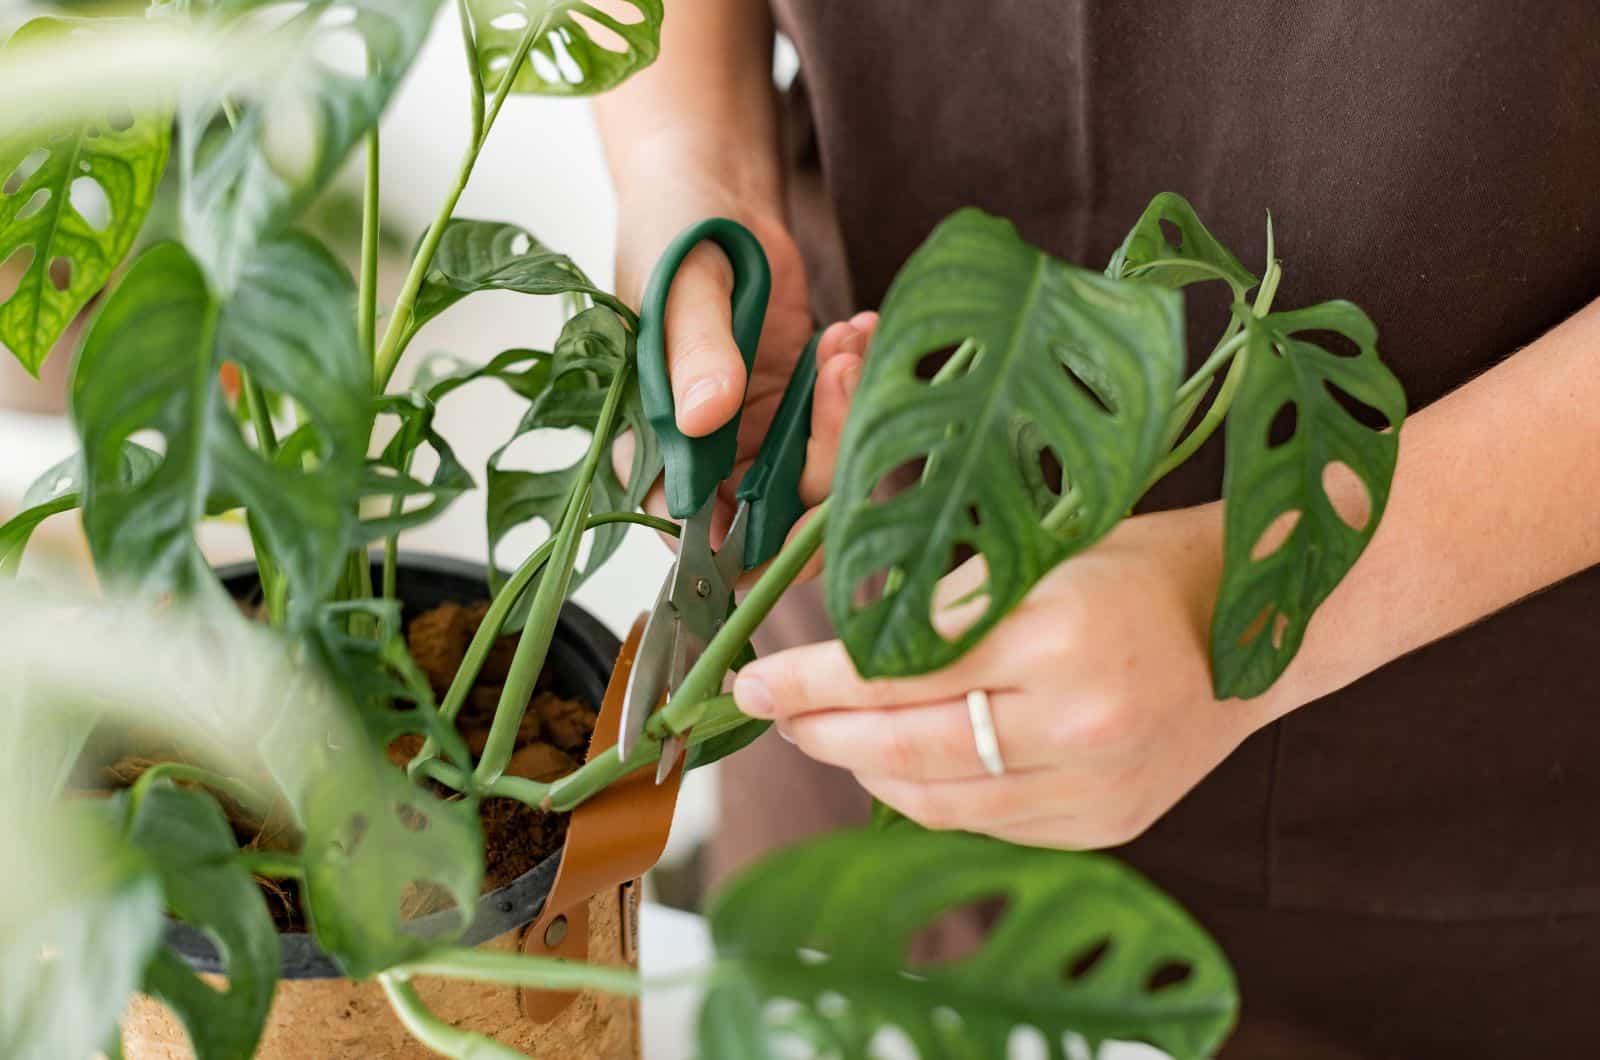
[{"xmin": 520, "ymin": 615, "xmax": 684, "ymax": 1020}]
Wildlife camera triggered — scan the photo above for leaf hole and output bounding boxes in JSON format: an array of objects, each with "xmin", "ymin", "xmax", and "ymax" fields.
[
  {"xmin": 867, "ymin": 1026, "xmax": 917, "ymax": 1059},
  {"xmin": 1250, "ymin": 509, "xmax": 1301, "ymax": 561},
  {"xmin": 509, "ymin": 232, "xmax": 532, "ymax": 256},
  {"xmin": 398, "ymin": 880, "xmax": 463, "ymax": 923},
  {"xmin": 528, "ymin": 48, "xmax": 563, "ymax": 84},
  {"xmin": 16, "ymin": 188, "xmax": 51, "ymax": 221},
  {"xmin": 490, "ymin": 11, "xmax": 529, "ymax": 31},
  {"xmin": 1158, "ymin": 217, "xmax": 1184, "ymax": 249},
  {"xmin": 70, "ymin": 177, "xmax": 111, "ymax": 230},
  {"xmin": 604, "ymin": 1, "xmax": 647, "ymax": 25},
  {"xmin": 317, "ymin": 4, "xmax": 356, "ymax": 28},
  {"xmin": 1006, "ymin": 1025, "xmax": 1051, "ymax": 1060},
  {"xmin": 546, "ymin": 29, "xmax": 586, "ymax": 83},
  {"xmin": 1063, "ymin": 936, "xmax": 1113, "ymax": 981},
  {"xmin": 48, "ymin": 257, "xmax": 72, "ymax": 292},
  {"xmin": 905, "ymin": 893, "xmax": 1009, "ymax": 968},
  {"xmin": 1272, "ymin": 611, "xmax": 1291, "ymax": 650},
  {"xmin": 1061, "ymin": 354, "xmax": 1117, "ymax": 416},
  {"xmin": 1298, "ymin": 328, "xmax": 1362, "ymax": 359},
  {"xmin": 1322, "ymin": 461, "xmax": 1371, "ymax": 531},
  {"xmin": 340, "ymin": 812, "xmax": 370, "ymax": 856},
  {"xmin": 313, "ymin": 24, "xmax": 370, "ymax": 80},
  {"xmin": 913, "ymin": 341, "xmax": 977, "ymax": 381},
  {"xmin": 393, "ymin": 801, "xmax": 429, "ymax": 833},
  {"xmin": 0, "ymin": 246, "xmax": 35, "ymax": 303},
  {"xmin": 1265, "ymin": 402, "xmax": 1297, "ymax": 449},
  {"xmin": 1323, "ymin": 379, "xmax": 1392, "ymax": 432},
  {"xmin": 1145, "ymin": 960, "xmax": 1194, "ymax": 993},
  {"xmin": 262, "ymin": 97, "xmax": 319, "ymax": 186},
  {"xmin": 3, "ymin": 148, "xmax": 48, "ymax": 195},
  {"xmin": 571, "ymin": 9, "xmax": 629, "ymax": 53},
  {"xmin": 1236, "ymin": 603, "xmax": 1274, "ymax": 648}
]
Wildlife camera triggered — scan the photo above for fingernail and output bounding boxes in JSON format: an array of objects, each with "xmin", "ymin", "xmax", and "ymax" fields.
[
  {"xmin": 735, "ymin": 674, "xmax": 776, "ymax": 718},
  {"xmin": 840, "ymin": 327, "xmax": 868, "ymax": 359},
  {"xmin": 682, "ymin": 377, "xmax": 723, "ymax": 416},
  {"xmin": 776, "ymin": 721, "xmax": 795, "ymax": 745}
]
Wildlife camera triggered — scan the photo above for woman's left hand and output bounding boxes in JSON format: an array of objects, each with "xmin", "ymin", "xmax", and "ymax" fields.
[{"xmin": 731, "ymin": 504, "xmax": 1287, "ymax": 849}]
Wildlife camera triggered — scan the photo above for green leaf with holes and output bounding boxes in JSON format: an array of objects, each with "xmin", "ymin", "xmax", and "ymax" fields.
[
  {"xmin": 177, "ymin": 0, "xmax": 439, "ymax": 288},
  {"xmin": 126, "ymin": 784, "xmax": 279, "ymax": 1060},
  {"xmin": 1211, "ymin": 302, "xmax": 1406, "ymax": 698},
  {"xmin": 1106, "ymin": 191, "xmax": 1258, "ymax": 300},
  {"xmin": 0, "ymin": 442, "xmax": 160, "ymax": 576},
  {"xmin": 485, "ymin": 307, "xmax": 659, "ymax": 595},
  {"xmin": 824, "ymin": 208, "xmax": 1184, "ymax": 677},
  {"xmin": 298, "ymin": 756, "xmax": 484, "ymax": 979},
  {"xmin": 468, "ymin": 0, "xmax": 663, "ymax": 97},
  {"xmin": 0, "ymin": 17, "xmax": 172, "ymax": 374},
  {"xmin": 704, "ymin": 827, "xmax": 1237, "ymax": 1060},
  {"xmin": 0, "ymin": 800, "xmax": 166, "ymax": 1060},
  {"xmin": 409, "ymin": 219, "xmax": 631, "ymax": 343},
  {"xmin": 72, "ymin": 236, "xmax": 369, "ymax": 624}
]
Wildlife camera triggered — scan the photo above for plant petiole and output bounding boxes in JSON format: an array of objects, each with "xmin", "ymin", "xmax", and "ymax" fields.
[
  {"xmin": 406, "ymin": 510, "xmax": 678, "ymax": 779},
  {"xmin": 649, "ymin": 503, "xmax": 831, "ymax": 741}
]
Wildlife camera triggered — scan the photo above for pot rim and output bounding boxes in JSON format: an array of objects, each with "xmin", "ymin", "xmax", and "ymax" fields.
[{"xmin": 167, "ymin": 551, "xmax": 621, "ymax": 981}]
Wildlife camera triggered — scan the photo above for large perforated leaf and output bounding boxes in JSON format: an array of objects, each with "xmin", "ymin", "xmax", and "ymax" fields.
[
  {"xmin": 177, "ymin": 0, "xmax": 439, "ymax": 288},
  {"xmin": 485, "ymin": 307, "xmax": 659, "ymax": 593},
  {"xmin": 468, "ymin": 0, "xmax": 662, "ymax": 97},
  {"xmin": 409, "ymin": 218, "xmax": 630, "ymax": 342},
  {"xmin": 0, "ymin": 17, "xmax": 172, "ymax": 374},
  {"xmin": 824, "ymin": 209, "xmax": 1184, "ymax": 676},
  {"xmin": 72, "ymin": 236, "xmax": 369, "ymax": 624},
  {"xmin": 1211, "ymin": 302, "xmax": 1405, "ymax": 697},
  {"xmin": 705, "ymin": 827, "xmax": 1237, "ymax": 1060},
  {"xmin": 127, "ymin": 785, "xmax": 279, "ymax": 1060}
]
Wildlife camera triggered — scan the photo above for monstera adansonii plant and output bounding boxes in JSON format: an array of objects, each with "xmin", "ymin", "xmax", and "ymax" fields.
[{"xmin": 0, "ymin": 2, "xmax": 1403, "ymax": 1057}]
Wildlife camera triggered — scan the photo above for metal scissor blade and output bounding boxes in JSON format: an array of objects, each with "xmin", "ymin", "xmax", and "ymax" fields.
[{"xmin": 618, "ymin": 579, "xmax": 677, "ymax": 761}]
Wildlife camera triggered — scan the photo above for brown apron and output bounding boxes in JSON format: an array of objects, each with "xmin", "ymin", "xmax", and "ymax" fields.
[{"xmin": 711, "ymin": 3, "xmax": 1600, "ymax": 1057}]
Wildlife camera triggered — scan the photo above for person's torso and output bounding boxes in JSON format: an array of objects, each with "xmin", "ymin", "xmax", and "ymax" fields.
[{"xmin": 762, "ymin": 5, "xmax": 1600, "ymax": 1051}]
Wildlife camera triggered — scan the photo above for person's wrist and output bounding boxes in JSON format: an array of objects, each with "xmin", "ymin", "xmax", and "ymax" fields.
[{"xmin": 608, "ymin": 125, "xmax": 783, "ymax": 216}]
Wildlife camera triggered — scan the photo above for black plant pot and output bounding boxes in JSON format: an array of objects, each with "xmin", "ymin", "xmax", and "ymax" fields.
[{"xmin": 166, "ymin": 552, "xmax": 621, "ymax": 981}]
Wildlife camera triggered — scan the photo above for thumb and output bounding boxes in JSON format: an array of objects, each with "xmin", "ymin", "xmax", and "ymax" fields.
[{"xmin": 666, "ymin": 242, "xmax": 747, "ymax": 438}]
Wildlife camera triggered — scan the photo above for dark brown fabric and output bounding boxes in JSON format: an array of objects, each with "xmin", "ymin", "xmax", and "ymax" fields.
[{"xmin": 712, "ymin": 2, "xmax": 1600, "ymax": 1056}]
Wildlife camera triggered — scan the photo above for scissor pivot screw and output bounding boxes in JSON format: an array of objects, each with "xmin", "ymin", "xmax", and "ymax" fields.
[
  {"xmin": 695, "ymin": 577, "xmax": 711, "ymax": 597},
  {"xmin": 544, "ymin": 915, "xmax": 569, "ymax": 947}
]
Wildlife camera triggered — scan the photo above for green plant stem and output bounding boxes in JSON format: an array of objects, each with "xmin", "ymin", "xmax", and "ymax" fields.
[
  {"xmin": 379, "ymin": 976, "xmax": 526, "ymax": 1060},
  {"xmin": 233, "ymin": 851, "xmax": 303, "ymax": 879},
  {"xmin": 358, "ymin": 128, "xmax": 381, "ymax": 363},
  {"xmin": 389, "ymin": 947, "xmax": 642, "ymax": 996},
  {"xmin": 649, "ymin": 502, "xmax": 831, "ymax": 741},
  {"xmin": 474, "ymin": 367, "xmax": 634, "ymax": 784},
  {"xmin": 1173, "ymin": 325, "xmax": 1247, "ymax": 411},
  {"xmin": 406, "ymin": 511, "xmax": 677, "ymax": 778},
  {"xmin": 420, "ymin": 694, "xmax": 748, "ymax": 813},
  {"xmin": 1144, "ymin": 257, "xmax": 1285, "ymax": 488},
  {"xmin": 372, "ymin": 10, "xmax": 551, "ymax": 392},
  {"xmin": 125, "ymin": 762, "xmax": 274, "ymax": 824}
]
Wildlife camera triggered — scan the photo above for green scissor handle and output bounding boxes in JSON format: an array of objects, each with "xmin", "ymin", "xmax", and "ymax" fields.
[
  {"xmin": 638, "ymin": 218, "xmax": 772, "ymax": 519},
  {"xmin": 737, "ymin": 331, "xmax": 818, "ymax": 569}
]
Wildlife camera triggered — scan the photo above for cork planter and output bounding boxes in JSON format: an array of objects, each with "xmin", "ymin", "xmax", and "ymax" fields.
[{"xmin": 120, "ymin": 554, "xmax": 640, "ymax": 1060}]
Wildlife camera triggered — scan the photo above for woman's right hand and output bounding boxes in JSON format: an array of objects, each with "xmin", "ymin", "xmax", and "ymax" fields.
[{"xmin": 611, "ymin": 170, "xmax": 873, "ymax": 561}]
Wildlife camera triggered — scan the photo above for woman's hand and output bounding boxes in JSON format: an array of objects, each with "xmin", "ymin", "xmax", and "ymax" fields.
[
  {"xmin": 731, "ymin": 503, "xmax": 1286, "ymax": 849},
  {"xmin": 611, "ymin": 177, "xmax": 873, "ymax": 567}
]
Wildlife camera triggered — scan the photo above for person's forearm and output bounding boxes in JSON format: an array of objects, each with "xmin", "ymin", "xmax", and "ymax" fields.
[
  {"xmin": 1255, "ymin": 295, "xmax": 1600, "ymax": 720},
  {"xmin": 592, "ymin": 0, "xmax": 781, "ymax": 209}
]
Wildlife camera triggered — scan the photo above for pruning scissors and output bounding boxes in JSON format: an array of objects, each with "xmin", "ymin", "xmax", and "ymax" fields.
[{"xmin": 618, "ymin": 218, "xmax": 821, "ymax": 782}]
